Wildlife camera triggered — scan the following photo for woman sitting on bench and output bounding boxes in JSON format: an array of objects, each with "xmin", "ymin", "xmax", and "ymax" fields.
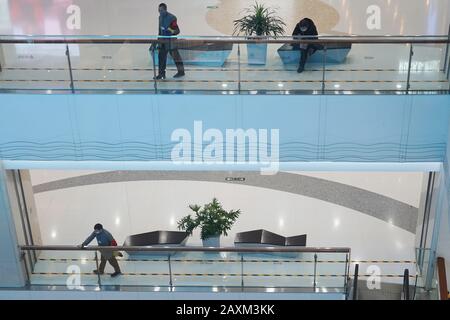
[{"xmin": 292, "ymin": 18, "xmax": 320, "ymax": 73}]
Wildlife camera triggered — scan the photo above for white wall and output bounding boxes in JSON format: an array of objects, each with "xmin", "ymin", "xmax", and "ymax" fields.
[{"xmin": 30, "ymin": 171, "xmax": 422, "ymax": 262}]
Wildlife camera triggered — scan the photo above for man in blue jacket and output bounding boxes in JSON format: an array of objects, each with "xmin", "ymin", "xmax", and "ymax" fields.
[
  {"xmin": 154, "ymin": 3, "xmax": 185, "ymax": 79},
  {"xmin": 80, "ymin": 223, "xmax": 122, "ymax": 277}
]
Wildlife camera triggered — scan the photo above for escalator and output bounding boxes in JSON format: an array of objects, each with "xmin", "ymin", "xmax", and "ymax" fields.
[
  {"xmin": 348, "ymin": 265, "xmax": 414, "ymax": 300},
  {"xmin": 348, "ymin": 258, "xmax": 449, "ymax": 300}
]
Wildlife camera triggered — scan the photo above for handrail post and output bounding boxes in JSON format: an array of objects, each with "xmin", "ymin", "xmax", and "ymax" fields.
[
  {"xmin": 347, "ymin": 251, "xmax": 352, "ymax": 293},
  {"xmin": 406, "ymin": 44, "xmax": 414, "ymax": 94},
  {"xmin": 237, "ymin": 43, "xmax": 242, "ymax": 94},
  {"xmin": 241, "ymin": 255, "xmax": 244, "ymax": 290},
  {"xmin": 444, "ymin": 24, "xmax": 450, "ymax": 78},
  {"xmin": 168, "ymin": 253, "xmax": 173, "ymax": 290},
  {"xmin": 20, "ymin": 251, "xmax": 31, "ymax": 286},
  {"xmin": 352, "ymin": 264, "xmax": 359, "ymax": 300},
  {"xmin": 321, "ymin": 45, "xmax": 327, "ymax": 94},
  {"xmin": 313, "ymin": 253, "xmax": 317, "ymax": 291},
  {"xmin": 151, "ymin": 41, "xmax": 158, "ymax": 94},
  {"xmin": 447, "ymin": 24, "xmax": 450, "ymax": 90},
  {"xmin": 94, "ymin": 250, "xmax": 102, "ymax": 289},
  {"xmin": 344, "ymin": 253, "xmax": 349, "ymax": 296},
  {"xmin": 413, "ymin": 273, "xmax": 418, "ymax": 300},
  {"xmin": 65, "ymin": 44, "xmax": 75, "ymax": 94}
]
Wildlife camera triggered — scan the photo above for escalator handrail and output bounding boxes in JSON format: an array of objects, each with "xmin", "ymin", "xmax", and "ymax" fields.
[
  {"xmin": 352, "ymin": 264, "xmax": 359, "ymax": 300},
  {"xmin": 437, "ymin": 257, "xmax": 449, "ymax": 300},
  {"xmin": 403, "ymin": 269, "xmax": 410, "ymax": 300}
]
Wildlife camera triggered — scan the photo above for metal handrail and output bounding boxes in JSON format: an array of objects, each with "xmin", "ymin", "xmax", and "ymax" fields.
[
  {"xmin": 1, "ymin": 35, "xmax": 450, "ymax": 44},
  {"xmin": 20, "ymin": 245, "xmax": 350, "ymax": 253}
]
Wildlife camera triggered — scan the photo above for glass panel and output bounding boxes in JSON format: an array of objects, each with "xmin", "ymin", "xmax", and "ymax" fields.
[
  {"xmin": 68, "ymin": 40, "xmax": 240, "ymax": 93},
  {"xmin": 242, "ymin": 252, "xmax": 316, "ymax": 288},
  {"xmin": 31, "ymin": 250, "xmax": 101, "ymax": 288},
  {"xmin": 415, "ymin": 248, "xmax": 431, "ymax": 288},
  {"xmin": 413, "ymin": 248, "xmax": 440, "ymax": 300},
  {"xmin": 154, "ymin": 40, "xmax": 239, "ymax": 92},
  {"xmin": 240, "ymin": 42, "xmax": 323, "ymax": 93},
  {"xmin": 170, "ymin": 251, "xmax": 241, "ymax": 287},
  {"xmin": 1, "ymin": 36, "xmax": 449, "ymax": 93},
  {"xmin": 430, "ymin": 265, "xmax": 439, "ymax": 300},
  {"xmin": 27, "ymin": 248, "xmax": 350, "ymax": 291},
  {"xmin": 117, "ymin": 249, "xmax": 171, "ymax": 287},
  {"xmin": 316, "ymin": 252, "xmax": 347, "ymax": 290},
  {"xmin": 446, "ymin": 37, "xmax": 450, "ymax": 87},
  {"xmin": 324, "ymin": 43, "xmax": 411, "ymax": 92},
  {"xmin": 69, "ymin": 43, "xmax": 154, "ymax": 92},
  {"xmin": 31, "ymin": 249, "xmax": 172, "ymax": 288},
  {"xmin": 0, "ymin": 42, "xmax": 71, "ymax": 91},
  {"xmin": 409, "ymin": 43, "xmax": 450, "ymax": 91}
]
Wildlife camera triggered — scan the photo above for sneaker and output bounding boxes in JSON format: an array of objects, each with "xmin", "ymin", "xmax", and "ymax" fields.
[
  {"xmin": 153, "ymin": 73, "xmax": 166, "ymax": 80},
  {"xmin": 297, "ymin": 66, "xmax": 305, "ymax": 73},
  {"xmin": 93, "ymin": 269, "xmax": 104, "ymax": 275},
  {"xmin": 111, "ymin": 271, "xmax": 122, "ymax": 278},
  {"xmin": 173, "ymin": 71, "xmax": 185, "ymax": 78}
]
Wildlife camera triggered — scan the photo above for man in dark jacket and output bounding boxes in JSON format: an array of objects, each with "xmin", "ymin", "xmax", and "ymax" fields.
[
  {"xmin": 153, "ymin": 3, "xmax": 185, "ymax": 79},
  {"xmin": 80, "ymin": 223, "xmax": 122, "ymax": 277},
  {"xmin": 292, "ymin": 18, "xmax": 320, "ymax": 73}
]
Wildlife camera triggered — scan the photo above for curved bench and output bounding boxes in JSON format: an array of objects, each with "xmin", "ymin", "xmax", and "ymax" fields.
[
  {"xmin": 123, "ymin": 230, "xmax": 189, "ymax": 256},
  {"xmin": 234, "ymin": 229, "xmax": 307, "ymax": 247},
  {"xmin": 277, "ymin": 42, "xmax": 352, "ymax": 65}
]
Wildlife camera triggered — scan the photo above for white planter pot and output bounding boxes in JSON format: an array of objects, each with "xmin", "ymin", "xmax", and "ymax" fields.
[
  {"xmin": 202, "ymin": 236, "xmax": 220, "ymax": 247},
  {"xmin": 247, "ymin": 43, "xmax": 268, "ymax": 65}
]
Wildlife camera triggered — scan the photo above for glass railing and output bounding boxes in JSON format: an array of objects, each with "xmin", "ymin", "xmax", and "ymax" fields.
[
  {"xmin": 0, "ymin": 35, "xmax": 449, "ymax": 94},
  {"xmin": 20, "ymin": 245, "xmax": 350, "ymax": 294},
  {"xmin": 414, "ymin": 247, "xmax": 439, "ymax": 300}
]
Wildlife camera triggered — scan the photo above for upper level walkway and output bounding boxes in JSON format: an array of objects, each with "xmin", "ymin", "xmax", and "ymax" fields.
[{"xmin": 0, "ymin": 34, "xmax": 449, "ymax": 95}]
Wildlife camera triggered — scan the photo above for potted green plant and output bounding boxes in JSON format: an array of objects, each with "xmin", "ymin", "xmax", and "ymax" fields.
[
  {"xmin": 233, "ymin": 2, "xmax": 285, "ymax": 65},
  {"xmin": 177, "ymin": 198, "xmax": 241, "ymax": 247}
]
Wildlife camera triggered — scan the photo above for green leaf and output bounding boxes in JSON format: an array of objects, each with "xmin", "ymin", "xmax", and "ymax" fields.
[
  {"xmin": 176, "ymin": 198, "xmax": 242, "ymax": 240},
  {"xmin": 233, "ymin": 1, "xmax": 285, "ymax": 37}
]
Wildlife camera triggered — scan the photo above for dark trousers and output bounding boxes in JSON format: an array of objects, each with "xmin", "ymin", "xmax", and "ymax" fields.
[
  {"xmin": 99, "ymin": 254, "xmax": 121, "ymax": 273},
  {"xmin": 298, "ymin": 44, "xmax": 322, "ymax": 69},
  {"xmin": 158, "ymin": 44, "xmax": 184, "ymax": 75}
]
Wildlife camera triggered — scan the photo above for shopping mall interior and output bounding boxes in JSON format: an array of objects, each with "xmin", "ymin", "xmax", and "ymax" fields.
[{"xmin": 0, "ymin": 0, "xmax": 450, "ymax": 301}]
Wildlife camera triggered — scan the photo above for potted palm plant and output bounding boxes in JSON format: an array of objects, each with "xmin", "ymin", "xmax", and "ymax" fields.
[
  {"xmin": 233, "ymin": 2, "xmax": 285, "ymax": 65},
  {"xmin": 177, "ymin": 198, "xmax": 241, "ymax": 247}
]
